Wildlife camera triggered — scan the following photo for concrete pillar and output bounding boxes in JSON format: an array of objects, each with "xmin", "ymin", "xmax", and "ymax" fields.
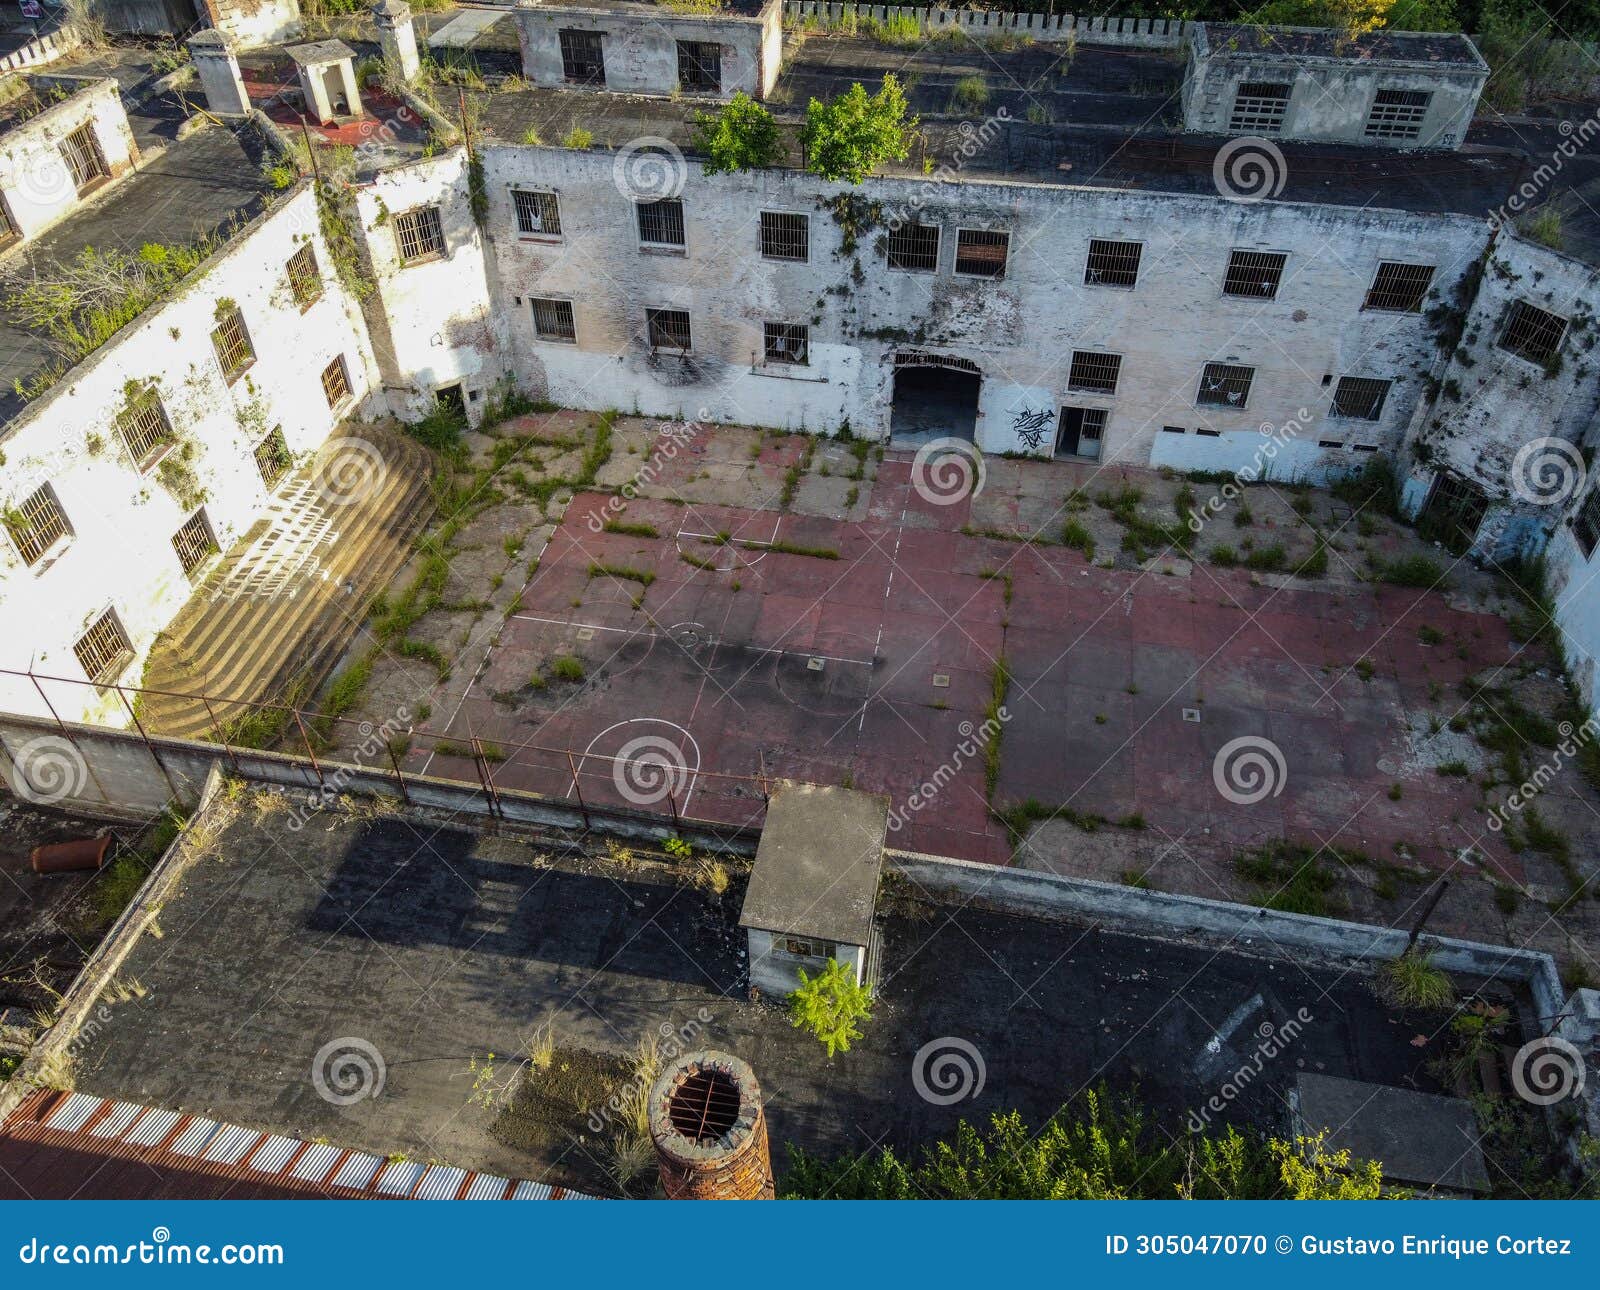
[
  {"xmin": 373, "ymin": 0, "xmax": 420, "ymax": 83},
  {"xmin": 187, "ymin": 30, "xmax": 251, "ymax": 117}
]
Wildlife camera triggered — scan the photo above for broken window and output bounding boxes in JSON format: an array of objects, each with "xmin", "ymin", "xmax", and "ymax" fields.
[
  {"xmin": 286, "ymin": 244, "xmax": 322, "ymax": 310},
  {"xmin": 1365, "ymin": 89, "xmax": 1430, "ymax": 142},
  {"xmin": 778, "ymin": 936, "xmax": 836, "ymax": 959},
  {"xmin": 115, "ymin": 390, "xmax": 174, "ymax": 469},
  {"xmin": 1363, "ymin": 261, "xmax": 1433, "ymax": 312},
  {"xmin": 254, "ymin": 427, "xmax": 292, "ymax": 488},
  {"xmin": 559, "ymin": 29, "xmax": 605, "ymax": 85},
  {"xmin": 1329, "ymin": 376, "xmax": 1391, "ymax": 421},
  {"xmin": 636, "ymin": 198, "xmax": 685, "ymax": 247},
  {"xmin": 1229, "ymin": 82, "xmax": 1291, "ymax": 134},
  {"xmin": 171, "ymin": 509, "xmax": 219, "ymax": 579},
  {"xmin": 955, "ymin": 228, "xmax": 1009, "ymax": 278},
  {"xmin": 1498, "ymin": 300, "xmax": 1568, "ymax": 366},
  {"xmin": 74, "ymin": 609, "xmax": 132, "ymax": 684},
  {"xmin": 1084, "ymin": 239, "xmax": 1141, "ymax": 288},
  {"xmin": 321, "ymin": 355, "xmax": 352, "ymax": 410},
  {"xmin": 513, "ymin": 189, "xmax": 562, "ymax": 237},
  {"xmin": 886, "ymin": 222, "xmax": 939, "ymax": 272},
  {"xmin": 759, "ymin": 211, "xmax": 808, "ymax": 261},
  {"xmin": 531, "ymin": 297, "xmax": 576, "ymax": 342},
  {"xmin": 1419, "ymin": 471, "xmax": 1488, "ymax": 555},
  {"xmin": 210, "ymin": 305, "xmax": 254, "ymax": 382},
  {"xmin": 58, "ymin": 122, "xmax": 107, "ymax": 192},
  {"xmin": 1575, "ymin": 488, "xmax": 1600, "ymax": 558},
  {"xmin": 645, "ymin": 307, "xmax": 692, "ymax": 352},
  {"xmin": 677, "ymin": 40, "xmax": 721, "ymax": 92},
  {"xmin": 1197, "ymin": 362, "xmax": 1255, "ymax": 408},
  {"xmin": 4, "ymin": 483, "xmax": 70, "ymax": 566},
  {"xmin": 394, "ymin": 205, "xmax": 446, "ymax": 264},
  {"xmin": 1223, "ymin": 250, "xmax": 1287, "ymax": 299},
  {"xmin": 763, "ymin": 321, "xmax": 809, "ymax": 365},
  {"xmin": 1067, "ymin": 350, "xmax": 1122, "ymax": 394}
]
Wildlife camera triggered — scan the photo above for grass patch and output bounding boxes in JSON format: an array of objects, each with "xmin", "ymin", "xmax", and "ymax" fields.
[
  {"xmin": 1233, "ymin": 840, "xmax": 1346, "ymax": 918},
  {"xmin": 588, "ymin": 561, "xmax": 656, "ymax": 586},
  {"xmin": 1373, "ymin": 554, "xmax": 1444, "ymax": 588},
  {"xmin": 603, "ymin": 519, "xmax": 659, "ymax": 538},
  {"xmin": 551, "ymin": 655, "xmax": 586, "ymax": 682},
  {"xmin": 1374, "ymin": 951, "xmax": 1455, "ymax": 1010}
]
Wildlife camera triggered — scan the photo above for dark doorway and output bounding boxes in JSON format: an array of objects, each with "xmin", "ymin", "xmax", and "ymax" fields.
[
  {"xmin": 889, "ymin": 355, "xmax": 980, "ymax": 448},
  {"xmin": 1055, "ymin": 406, "xmax": 1106, "ymax": 459},
  {"xmin": 1418, "ymin": 471, "xmax": 1488, "ymax": 555},
  {"xmin": 436, "ymin": 383, "xmax": 467, "ymax": 420}
]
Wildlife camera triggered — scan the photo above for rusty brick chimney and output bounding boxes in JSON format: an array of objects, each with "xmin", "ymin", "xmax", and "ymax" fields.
[{"xmin": 647, "ymin": 1051, "xmax": 774, "ymax": 1199}]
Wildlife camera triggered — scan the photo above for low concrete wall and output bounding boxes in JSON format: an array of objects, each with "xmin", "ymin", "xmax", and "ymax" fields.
[
  {"xmin": 782, "ymin": 2, "xmax": 1187, "ymax": 47},
  {"xmin": 0, "ymin": 19, "xmax": 83, "ymax": 76}
]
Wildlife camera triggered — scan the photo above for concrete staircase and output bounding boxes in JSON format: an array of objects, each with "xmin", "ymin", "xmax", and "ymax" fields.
[{"xmin": 139, "ymin": 427, "xmax": 435, "ymax": 741}]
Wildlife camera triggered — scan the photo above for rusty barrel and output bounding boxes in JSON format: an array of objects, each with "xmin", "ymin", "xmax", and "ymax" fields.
[{"xmin": 31, "ymin": 836, "xmax": 111, "ymax": 874}]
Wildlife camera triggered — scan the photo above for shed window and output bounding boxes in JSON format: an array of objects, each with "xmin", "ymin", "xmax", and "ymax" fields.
[
  {"xmin": 778, "ymin": 936, "xmax": 837, "ymax": 959},
  {"xmin": 1084, "ymin": 239, "xmax": 1141, "ymax": 288}
]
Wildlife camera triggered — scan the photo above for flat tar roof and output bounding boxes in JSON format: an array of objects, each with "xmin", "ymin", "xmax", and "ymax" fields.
[{"xmin": 1199, "ymin": 22, "xmax": 1487, "ymax": 69}]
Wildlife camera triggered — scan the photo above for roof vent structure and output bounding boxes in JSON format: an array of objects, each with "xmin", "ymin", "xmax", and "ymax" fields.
[{"xmin": 647, "ymin": 1051, "xmax": 774, "ymax": 1199}]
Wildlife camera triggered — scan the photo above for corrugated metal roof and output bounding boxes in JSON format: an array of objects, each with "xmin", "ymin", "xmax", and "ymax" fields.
[{"xmin": 415, "ymin": 1165, "xmax": 466, "ymax": 1200}]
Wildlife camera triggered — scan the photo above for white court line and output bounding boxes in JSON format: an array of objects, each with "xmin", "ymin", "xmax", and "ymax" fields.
[{"xmin": 579, "ymin": 717, "xmax": 703, "ymax": 817}]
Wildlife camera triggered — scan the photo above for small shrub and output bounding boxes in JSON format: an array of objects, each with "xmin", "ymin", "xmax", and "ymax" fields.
[
  {"xmin": 787, "ymin": 958, "xmax": 873, "ymax": 1057},
  {"xmin": 1374, "ymin": 951, "xmax": 1455, "ymax": 1011},
  {"xmin": 551, "ymin": 655, "xmax": 585, "ymax": 682},
  {"xmin": 1375, "ymin": 555, "xmax": 1444, "ymax": 588},
  {"xmin": 562, "ymin": 126, "xmax": 594, "ymax": 149}
]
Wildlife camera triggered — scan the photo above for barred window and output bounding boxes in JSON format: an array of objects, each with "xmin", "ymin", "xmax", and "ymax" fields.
[
  {"xmin": 1084, "ymin": 239, "xmax": 1141, "ymax": 288},
  {"xmin": 1197, "ymin": 362, "xmax": 1255, "ymax": 408},
  {"xmin": 763, "ymin": 321, "xmax": 809, "ymax": 365},
  {"xmin": 645, "ymin": 307, "xmax": 692, "ymax": 352},
  {"xmin": 677, "ymin": 40, "xmax": 721, "ymax": 92},
  {"xmin": 1575, "ymin": 488, "xmax": 1600, "ymax": 558},
  {"xmin": 115, "ymin": 391, "xmax": 174, "ymax": 468},
  {"xmin": 4, "ymin": 483, "xmax": 70, "ymax": 566},
  {"xmin": 1229, "ymin": 82, "xmax": 1291, "ymax": 134},
  {"xmin": 59, "ymin": 122, "xmax": 107, "ymax": 191},
  {"xmin": 1363, "ymin": 261, "xmax": 1434, "ymax": 312},
  {"xmin": 513, "ymin": 189, "xmax": 562, "ymax": 237},
  {"xmin": 0, "ymin": 197, "xmax": 17, "ymax": 245},
  {"xmin": 210, "ymin": 305, "xmax": 254, "ymax": 382},
  {"xmin": 951, "ymin": 228, "xmax": 1008, "ymax": 278},
  {"xmin": 1365, "ymin": 89, "xmax": 1430, "ymax": 142},
  {"xmin": 759, "ymin": 211, "xmax": 808, "ymax": 261},
  {"xmin": 532, "ymin": 297, "xmax": 576, "ymax": 343},
  {"xmin": 559, "ymin": 29, "xmax": 605, "ymax": 84},
  {"xmin": 74, "ymin": 610, "xmax": 132, "ymax": 684},
  {"xmin": 886, "ymin": 222, "xmax": 939, "ymax": 272},
  {"xmin": 1498, "ymin": 300, "xmax": 1568, "ymax": 366},
  {"xmin": 1067, "ymin": 350, "xmax": 1122, "ymax": 394},
  {"xmin": 1330, "ymin": 376, "xmax": 1391, "ymax": 421},
  {"xmin": 321, "ymin": 355, "xmax": 352, "ymax": 410},
  {"xmin": 394, "ymin": 205, "xmax": 446, "ymax": 264},
  {"xmin": 1222, "ymin": 250, "xmax": 1287, "ymax": 299},
  {"xmin": 286, "ymin": 244, "xmax": 322, "ymax": 309},
  {"xmin": 171, "ymin": 509, "xmax": 218, "ymax": 579},
  {"xmin": 636, "ymin": 198, "xmax": 685, "ymax": 247},
  {"xmin": 254, "ymin": 427, "xmax": 292, "ymax": 488}
]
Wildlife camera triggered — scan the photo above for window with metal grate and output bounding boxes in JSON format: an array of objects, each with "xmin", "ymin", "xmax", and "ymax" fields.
[
  {"xmin": 1329, "ymin": 376, "xmax": 1391, "ymax": 421},
  {"xmin": 1084, "ymin": 239, "xmax": 1141, "ymax": 288},
  {"xmin": 759, "ymin": 211, "xmax": 808, "ymax": 261},
  {"xmin": 74, "ymin": 610, "xmax": 131, "ymax": 684},
  {"xmin": 394, "ymin": 206, "xmax": 445, "ymax": 263},
  {"xmin": 1362, "ymin": 261, "xmax": 1434, "ymax": 312},
  {"xmin": 210, "ymin": 305, "xmax": 255, "ymax": 381},
  {"xmin": 171, "ymin": 509, "xmax": 219, "ymax": 578},
  {"xmin": 1365, "ymin": 89, "xmax": 1430, "ymax": 141},
  {"xmin": 58, "ymin": 123, "xmax": 107, "ymax": 191},
  {"xmin": 286, "ymin": 244, "xmax": 323, "ymax": 309},
  {"xmin": 886, "ymin": 222, "xmax": 939, "ymax": 272},
  {"xmin": 559, "ymin": 29, "xmax": 605, "ymax": 84},
  {"xmin": 254, "ymin": 427, "xmax": 291, "ymax": 488},
  {"xmin": 646, "ymin": 308, "xmax": 692, "ymax": 352},
  {"xmin": 1067, "ymin": 350, "xmax": 1122, "ymax": 394},
  {"xmin": 1497, "ymin": 300, "xmax": 1568, "ymax": 366},
  {"xmin": 1222, "ymin": 250, "xmax": 1287, "ymax": 299},
  {"xmin": 1229, "ymin": 82, "xmax": 1291, "ymax": 133},
  {"xmin": 115, "ymin": 393, "xmax": 174, "ymax": 468},
  {"xmin": 321, "ymin": 355, "xmax": 352, "ymax": 409},
  {"xmin": 513, "ymin": 189, "xmax": 562, "ymax": 237},
  {"xmin": 955, "ymin": 228, "xmax": 1009, "ymax": 278},
  {"xmin": 637, "ymin": 198, "xmax": 685, "ymax": 247},
  {"xmin": 4, "ymin": 483, "xmax": 70, "ymax": 566},
  {"xmin": 531, "ymin": 297, "xmax": 576, "ymax": 342},
  {"xmin": 763, "ymin": 321, "xmax": 809, "ymax": 365},
  {"xmin": 1197, "ymin": 362, "xmax": 1255, "ymax": 408},
  {"xmin": 677, "ymin": 40, "xmax": 721, "ymax": 91}
]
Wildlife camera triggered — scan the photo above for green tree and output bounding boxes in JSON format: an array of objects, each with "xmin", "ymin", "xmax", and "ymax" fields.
[
  {"xmin": 1248, "ymin": 0, "xmax": 1459, "ymax": 34},
  {"xmin": 787, "ymin": 958, "xmax": 873, "ymax": 1057},
  {"xmin": 693, "ymin": 92, "xmax": 783, "ymax": 174},
  {"xmin": 800, "ymin": 75, "xmax": 916, "ymax": 184}
]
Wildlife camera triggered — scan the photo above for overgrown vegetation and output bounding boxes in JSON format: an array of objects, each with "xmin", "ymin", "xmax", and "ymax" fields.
[
  {"xmin": 788, "ymin": 957, "xmax": 873, "ymax": 1057},
  {"xmin": 801, "ymin": 75, "xmax": 916, "ymax": 184},
  {"xmin": 694, "ymin": 92, "xmax": 783, "ymax": 173}
]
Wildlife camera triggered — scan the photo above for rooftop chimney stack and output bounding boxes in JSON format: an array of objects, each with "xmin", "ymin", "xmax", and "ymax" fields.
[
  {"xmin": 647, "ymin": 1051, "xmax": 774, "ymax": 1199},
  {"xmin": 187, "ymin": 31, "xmax": 251, "ymax": 117},
  {"xmin": 372, "ymin": 0, "xmax": 420, "ymax": 83}
]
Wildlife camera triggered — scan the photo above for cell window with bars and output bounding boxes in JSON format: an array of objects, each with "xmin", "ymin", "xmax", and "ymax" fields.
[
  {"xmin": 1363, "ymin": 261, "xmax": 1434, "ymax": 312},
  {"xmin": 1067, "ymin": 350, "xmax": 1122, "ymax": 394},
  {"xmin": 759, "ymin": 211, "xmax": 808, "ymax": 261},
  {"xmin": 74, "ymin": 610, "xmax": 132, "ymax": 684},
  {"xmin": 1084, "ymin": 239, "xmax": 1142, "ymax": 288},
  {"xmin": 763, "ymin": 321, "xmax": 809, "ymax": 365},
  {"xmin": 1498, "ymin": 300, "xmax": 1568, "ymax": 366},
  {"xmin": 4, "ymin": 483, "xmax": 70, "ymax": 566},
  {"xmin": 1575, "ymin": 488, "xmax": 1600, "ymax": 558},
  {"xmin": 955, "ymin": 228, "xmax": 1009, "ymax": 278},
  {"xmin": 321, "ymin": 355, "xmax": 352, "ymax": 409},
  {"xmin": 1197, "ymin": 362, "xmax": 1255, "ymax": 408},
  {"xmin": 286, "ymin": 244, "xmax": 322, "ymax": 309},
  {"xmin": 394, "ymin": 205, "xmax": 446, "ymax": 264},
  {"xmin": 116, "ymin": 393, "xmax": 174, "ymax": 468},
  {"xmin": 210, "ymin": 306, "xmax": 254, "ymax": 381},
  {"xmin": 645, "ymin": 307, "xmax": 692, "ymax": 352},
  {"xmin": 677, "ymin": 40, "xmax": 721, "ymax": 92},
  {"xmin": 59, "ymin": 123, "xmax": 107, "ymax": 192},
  {"xmin": 171, "ymin": 509, "xmax": 219, "ymax": 579},
  {"xmin": 513, "ymin": 189, "xmax": 562, "ymax": 237},
  {"xmin": 0, "ymin": 197, "xmax": 17, "ymax": 246},
  {"xmin": 1364, "ymin": 89, "xmax": 1431, "ymax": 141},
  {"xmin": 531, "ymin": 297, "xmax": 576, "ymax": 343},
  {"xmin": 1229, "ymin": 82, "xmax": 1291, "ymax": 134},
  {"xmin": 636, "ymin": 198, "xmax": 685, "ymax": 247},
  {"xmin": 1329, "ymin": 376, "xmax": 1391, "ymax": 421},
  {"xmin": 886, "ymin": 222, "xmax": 939, "ymax": 272},
  {"xmin": 1222, "ymin": 250, "xmax": 1287, "ymax": 299},
  {"xmin": 254, "ymin": 427, "xmax": 292, "ymax": 488},
  {"xmin": 559, "ymin": 29, "xmax": 605, "ymax": 84}
]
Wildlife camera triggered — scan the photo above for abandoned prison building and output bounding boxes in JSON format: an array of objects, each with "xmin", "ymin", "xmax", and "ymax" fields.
[{"xmin": 5, "ymin": 6, "xmax": 1600, "ymax": 730}]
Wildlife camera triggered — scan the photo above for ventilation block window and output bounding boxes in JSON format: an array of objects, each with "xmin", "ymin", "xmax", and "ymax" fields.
[
  {"xmin": 1223, "ymin": 250, "xmax": 1287, "ymax": 299},
  {"xmin": 763, "ymin": 321, "xmax": 809, "ymax": 365},
  {"xmin": 1330, "ymin": 376, "xmax": 1391, "ymax": 421},
  {"xmin": 171, "ymin": 509, "xmax": 219, "ymax": 579},
  {"xmin": 210, "ymin": 304, "xmax": 255, "ymax": 382},
  {"xmin": 4, "ymin": 483, "xmax": 70, "ymax": 567},
  {"xmin": 886, "ymin": 222, "xmax": 939, "ymax": 272},
  {"xmin": 1497, "ymin": 300, "xmax": 1568, "ymax": 367},
  {"xmin": 394, "ymin": 205, "xmax": 446, "ymax": 264},
  {"xmin": 559, "ymin": 29, "xmax": 605, "ymax": 85},
  {"xmin": 286, "ymin": 244, "xmax": 322, "ymax": 309},
  {"xmin": 646, "ymin": 307, "xmax": 692, "ymax": 352},
  {"xmin": 760, "ymin": 211, "xmax": 809, "ymax": 261},
  {"xmin": 513, "ymin": 189, "xmax": 562, "ymax": 238},
  {"xmin": 531, "ymin": 297, "xmax": 576, "ymax": 343},
  {"xmin": 1363, "ymin": 262, "xmax": 1434, "ymax": 312},
  {"xmin": 1365, "ymin": 89, "xmax": 1430, "ymax": 142},
  {"xmin": 1229, "ymin": 82, "xmax": 1291, "ymax": 134},
  {"xmin": 1084, "ymin": 239, "xmax": 1141, "ymax": 288},
  {"xmin": 1067, "ymin": 350, "xmax": 1122, "ymax": 394},
  {"xmin": 1197, "ymin": 362, "xmax": 1255, "ymax": 408},
  {"xmin": 74, "ymin": 610, "xmax": 132, "ymax": 684},
  {"xmin": 636, "ymin": 198, "xmax": 685, "ymax": 248},
  {"xmin": 955, "ymin": 228, "xmax": 1009, "ymax": 278},
  {"xmin": 677, "ymin": 40, "xmax": 721, "ymax": 92},
  {"xmin": 254, "ymin": 427, "xmax": 292, "ymax": 488}
]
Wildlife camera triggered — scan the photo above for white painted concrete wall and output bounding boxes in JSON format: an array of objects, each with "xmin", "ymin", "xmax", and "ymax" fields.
[{"xmin": 746, "ymin": 925, "xmax": 866, "ymax": 995}]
